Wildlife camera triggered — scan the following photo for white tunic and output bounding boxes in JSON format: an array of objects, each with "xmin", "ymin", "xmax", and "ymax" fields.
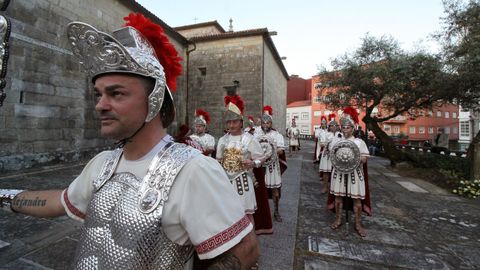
[
  {"xmin": 288, "ymin": 127, "xmax": 300, "ymax": 146},
  {"xmin": 190, "ymin": 133, "xmax": 215, "ymax": 155},
  {"xmin": 255, "ymin": 129, "xmax": 285, "ymax": 188},
  {"xmin": 318, "ymin": 131, "xmax": 335, "ymax": 172},
  {"xmin": 216, "ymin": 133, "xmax": 264, "ymax": 214},
  {"xmin": 329, "ymin": 136, "xmax": 369, "ymax": 199},
  {"xmin": 61, "ymin": 135, "xmax": 252, "ymax": 267},
  {"xmin": 314, "ymin": 128, "xmax": 326, "ymax": 160}
]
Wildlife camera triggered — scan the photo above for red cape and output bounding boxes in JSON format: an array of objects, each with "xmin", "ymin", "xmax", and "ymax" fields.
[
  {"xmin": 313, "ymin": 138, "xmax": 318, "ymax": 159},
  {"xmin": 253, "ymin": 167, "xmax": 273, "ymax": 235}
]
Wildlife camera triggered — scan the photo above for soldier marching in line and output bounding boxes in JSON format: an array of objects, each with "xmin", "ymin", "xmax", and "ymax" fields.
[{"xmin": 190, "ymin": 109, "xmax": 216, "ymax": 157}]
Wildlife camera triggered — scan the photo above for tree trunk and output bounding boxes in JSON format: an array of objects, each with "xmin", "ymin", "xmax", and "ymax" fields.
[
  {"xmin": 364, "ymin": 116, "xmax": 404, "ymax": 166},
  {"xmin": 466, "ymin": 129, "xmax": 480, "ymax": 180}
]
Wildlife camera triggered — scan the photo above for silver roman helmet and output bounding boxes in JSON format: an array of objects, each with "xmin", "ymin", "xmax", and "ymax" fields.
[
  {"xmin": 262, "ymin": 105, "xmax": 273, "ymax": 123},
  {"xmin": 224, "ymin": 94, "xmax": 245, "ymax": 122},
  {"xmin": 67, "ymin": 13, "xmax": 182, "ymax": 127}
]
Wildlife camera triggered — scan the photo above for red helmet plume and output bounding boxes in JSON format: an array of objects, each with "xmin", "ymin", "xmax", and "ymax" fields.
[
  {"xmin": 320, "ymin": 115, "xmax": 327, "ymax": 123},
  {"xmin": 124, "ymin": 13, "xmax": 183, "ymax": 91},
  {"xmin": 342, "ymin": 107, "xmax": 359, "ymax": 124},
  {"xmin": 263, "ymin": 105, "xmax": 273, "ymax": 116},
  {"xmin": 195, "ymin": 109, "xmax": 211, "ymax": 124},
  {"xmin": 328, "ymin": 113, "xmax": 336, "ymax": 122}
]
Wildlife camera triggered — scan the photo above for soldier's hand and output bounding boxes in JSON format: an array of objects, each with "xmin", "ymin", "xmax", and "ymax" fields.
[{"xmin": 242, "ymin": 159, "xmax": 253, "ymax": 169}]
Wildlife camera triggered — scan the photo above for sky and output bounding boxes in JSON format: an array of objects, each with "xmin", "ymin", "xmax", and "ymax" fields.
[{"xmin": 136, "ymin": 0, "xmax": 447, "ymax": 79}]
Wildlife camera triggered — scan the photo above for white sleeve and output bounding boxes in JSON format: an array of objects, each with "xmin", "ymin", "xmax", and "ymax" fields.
[
  {"xmin": 276, "ymin": 132, "xmax": 285, "ymax": 149},
  {"xmin": 60, "ymin": 151, "xmax": 110, "ymax": 222},
  {"xmin": 357, "ymin": 139, "xmax": 370, "ymax": 156},
  {"xmin": 249, "ymin": 138, "xmax": 265, "ymax": 160},
  {"xmin": 168, "ymin": 155, "xmax": 252, "ymax": 259},
  {"xmin": 216, "ymin": 136, "xmax": 225, "ymax": 159},
  {"xmin": 206, "ymin": 135, "xmax": 216, "ymax": 150}
]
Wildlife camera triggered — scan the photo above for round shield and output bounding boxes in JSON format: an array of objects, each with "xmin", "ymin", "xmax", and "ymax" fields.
[
  {"xmin": 258, "ymin": 136, "xmax": 276, "ymax": 166},
  {"xmin": 330, "ymin": 139, "xmax": 361, "ymax": 173}
]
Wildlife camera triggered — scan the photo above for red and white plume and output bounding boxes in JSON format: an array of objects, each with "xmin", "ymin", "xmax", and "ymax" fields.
[
  {"xmin": 195, "ymin": 109, "xmax": 211, "ymax": 124},
  {"xmin": 123, "ymin": 13, "xmax": 183, "ymax": 91},
  {"xmin": 224, "ymin": 95, "xmax": 245, "ymax": 114},
  {"xmin": 263, "ymin": 105, "xmax": 273, "ymax": 116}
]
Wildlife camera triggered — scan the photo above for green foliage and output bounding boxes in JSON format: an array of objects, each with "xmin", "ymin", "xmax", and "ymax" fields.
[
  {"xmin": 438, "ymin": 0, "xmax": 480, "ymax": 109},
  {"xmin": 403, "ymin": 151, "xmax": 470, "ymax": 179},
  {"xmin": 403, "ymin": 150, "xmax": 478, "ymax": 198},
  {"xmin": 452, "ymin": 179, "xmax": 480, "ymax": 199},
  {"xmin": 318, "ymin": 35, "xmax": 456, "ymax": 122}
]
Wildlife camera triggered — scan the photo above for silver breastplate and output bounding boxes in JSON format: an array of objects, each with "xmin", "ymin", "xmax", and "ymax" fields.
[{"xmin": 74, "ymin": 143, "xmax": 201, "ymax": 270}]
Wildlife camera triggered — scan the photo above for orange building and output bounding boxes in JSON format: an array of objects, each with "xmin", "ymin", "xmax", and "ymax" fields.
[
  {"xmin": 380, "ymin": 104, "xmax": 459, "ymax": 144},
  {"xmin": 310, "ymin": 75, "xmax": 459, "ymax": 145}
]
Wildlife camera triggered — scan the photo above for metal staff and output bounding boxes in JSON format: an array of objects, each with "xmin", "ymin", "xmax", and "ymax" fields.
[{"xmin": 344, "ymin": 173, "xmax": 349, "ymax": 235}]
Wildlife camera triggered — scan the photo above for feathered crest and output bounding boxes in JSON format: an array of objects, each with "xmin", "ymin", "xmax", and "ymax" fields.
[
  {"xmin": 123, "ymin": 13, "xmax": 183, "ymax": 91},
  {"xmin": 328, "ymin": 113, "xmax": 336, "ymax": 121},
  {"xmin": 342, "ymin": 107, "xmax": 359, "ymax": 124},
  {"xmin": 224, "ymin": 95, "xmax": 244, "ymax": 114},
  {"xmin": 263, "ymin": 105, "xmax": 273, "ymax": 116},
  {"xmin": 195, "ymin": 109, "xmax": 211, "ymax": 124}
]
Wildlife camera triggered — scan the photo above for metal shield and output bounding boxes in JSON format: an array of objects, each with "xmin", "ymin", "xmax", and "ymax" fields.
[{"xmin": 330, "ymin": 139, "xmax": 361, "ymax": 173}]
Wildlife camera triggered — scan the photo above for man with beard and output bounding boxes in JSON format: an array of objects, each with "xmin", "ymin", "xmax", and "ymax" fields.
[
  {"xmin": 327, "ymin": 107, "xmax": 372, "ymax": 238},
  {"xmin": 0, "ymin": 14, "xmax": 259, "ymax": 269},
  {"xmin": 254, "ymin": 106, "xmax": 287, "ymax": 222},
  {"xmin": 190, "ymin": 109, "xmax": 215, "ymax": 156}
]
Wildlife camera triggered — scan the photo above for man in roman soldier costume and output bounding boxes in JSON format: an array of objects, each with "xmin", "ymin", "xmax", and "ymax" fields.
[
  {"xmin": 174, "ymin": 124, "xmax": 204, "ymax": 152},
  {"xmin": 327, "ymin": 107, "xmax": 372, "ymax": 238},
  {"xmin": 244, "ymin": 116, "xmax": 255, "ymax": 135},
  {"xmin": 318, "ymin": 113, "xmax": 337, "ymax": 193},
  {"xmin": 313, "ymin": 115, "xmax": 328, "ymax": 163},
  {"xmin": 254, "ymin": 106, "xmax": 287, "ymax": 222},
  {"xmin": 216, "ymin": 93, "xmax": 265, "ymax": 224},
  {"xmin": 288, "ymin": 118, "xmax": 300, "ymax": 156},
  {"xmin": 0, "ymin": 14, "xmax": 259, "ymax": 269},
  {"xmin": 190, "ymin": 109, "xmax": 215, "ymax": 156}
]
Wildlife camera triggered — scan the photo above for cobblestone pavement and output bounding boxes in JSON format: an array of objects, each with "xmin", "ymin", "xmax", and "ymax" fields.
[
  {"xmin": 294, "ymin": 140, "xmax": 480, "ymax": 270},
  {"xmin": 1, "ymin": 140, "xmax": 479, "ymax": 269}
]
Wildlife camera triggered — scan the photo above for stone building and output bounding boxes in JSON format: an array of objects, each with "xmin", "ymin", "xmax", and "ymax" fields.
[
  {"xmin": 175, "ymin": 21, "xmax": 288, "ymax": 138},
  {"xmin": 0, "ymin": 0, "xmax": 189, "ymax": 173},
  {"xmin": 0, "ymin": 1, "xmax": 288, "ymax": 173}
]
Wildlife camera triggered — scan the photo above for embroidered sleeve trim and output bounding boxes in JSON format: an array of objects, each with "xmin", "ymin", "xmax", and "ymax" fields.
[
  {"xmin": 63, "ymin": 188, "xmax": 86, "ymax": 220},
  {"xmin": 195, "ymin": 215, "xmax": 251, "ymax": 255}
]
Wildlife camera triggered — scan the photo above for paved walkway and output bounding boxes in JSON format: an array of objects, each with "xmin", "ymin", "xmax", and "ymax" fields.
[
  {"xmin": 1, "ymin": 140, "xmax": 479, "ymax": 269},
  {"xmin": 294, "ymin": 140, "xmax": 480, "ymax": 270}
]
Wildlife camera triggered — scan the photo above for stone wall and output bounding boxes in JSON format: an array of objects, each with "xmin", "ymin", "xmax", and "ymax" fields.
[
  {"xmin": 263, "ymin": 42, "xmax": 287, "ymax": 135},
  {"xmin": 187, "ymin": 36, "xmax": 264, "ymax": 139},
  {"xmin": 0, "ymin": 0, "xmax": 187, "ymax": 173}
]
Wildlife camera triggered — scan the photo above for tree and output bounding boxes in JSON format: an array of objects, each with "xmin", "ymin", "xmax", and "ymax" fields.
[
  {"xmin": 318, "ymin": 35, "xmax": 456, "ymax": 165},
  {"xmin": 438, "ymin": 0, "xmax": 480, "ymax": 179}
]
